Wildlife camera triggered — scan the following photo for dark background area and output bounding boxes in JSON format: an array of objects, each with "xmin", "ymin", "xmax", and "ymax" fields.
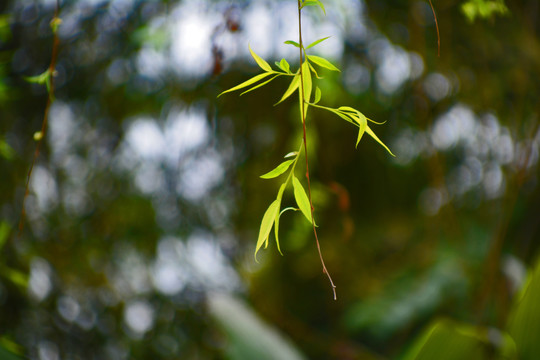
[{"xmin": 0, "ymin": 0, "xmax": 539, "ymax": 359}]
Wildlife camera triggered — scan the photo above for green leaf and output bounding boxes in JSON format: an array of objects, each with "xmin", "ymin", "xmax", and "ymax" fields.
[
  {"xmin": 0, "ymin": 139, "xmax": 15, "ymax": 160},
  {"xmin": 300, "ymin": 0, "xmax": 326, "ymax": 15},
  {"xmin": 240, "ymin": 74, "xmax": 280, "ymax": 96},
  {"xmin": 403, "ymin": 320, "xmax": 494, "ymax": 360},
  {"xmin": 292, "ymin": 176, "xmax": 314, "ymax": 224},
  {"xmin": 306, "ymin": 36, "xmax": 330, "ymax": 50},
  {"xmin": 307, "ymin": 55, "xmax": 340, "ymax": 72},
  {"xmin": 274, "ymin": 184, "xmax": 287, "ymax": 255},
  {"xmin": 366, "ymin": 125, "xmax": 395, "ymax": 156},
  {"xmin": 284, "ymin": 151, "xmax": 298, "ymax": 159},
  {"xmin": 308, "ymin": 62, "xmax": 323, "ymax": 79},
  {"xmin": 218, "ymin": 72, "xmax": 273, "ymax": 97},
  {"xmin": 275, "ymin": 73, "xmax": 300, "ymax": 105},
  {"xmin": 337, "ymin": 107, "xmax": 367, "ymax": 147},
  {"xmin": 260, "ymin": 159, "xmax": 294, "ymax": 179},
  {"xmin": 279, "ymin": 58, "xmax": 291, "ymax": 74},
  {"xmin": 24, "ymin": 69, "xmax": 51, "ymax": 85},
  {"xmin": 249, "ymin": 45, "xmax": 272, "ymax": 72},
  {"xmin": 314, "ymin": 87, "xmax": 321, "ymax": 104},
  {"xmin": 255, "ymin": 200, "xmax": 280, "ymax": 260},
  {"xmin": 508, "ymin": 257, "xmax": 540, "ymax": 360},
  {"xmin": 284, "ymin": 40, "xmax": 301, "ymax": 48},
  {"xmin": 0, "ymin": 222, "xmax": 9, "ymax": 250},
  {"xmin": 301, "ymin": 61, "xmax": 312, "ymax": 104}
]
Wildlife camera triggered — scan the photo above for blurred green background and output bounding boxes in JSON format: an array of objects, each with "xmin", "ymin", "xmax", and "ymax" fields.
[{"xmin": 0, "ymin": 0, "xmax": 539, "ymax": 359}]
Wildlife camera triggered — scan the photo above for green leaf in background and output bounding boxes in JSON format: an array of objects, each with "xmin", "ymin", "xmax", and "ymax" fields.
[
  {"xmin": 307, "ymin": 55, "xmax": 340, "ymax": 72},
  {"xmin": 0, "ymin": 342, "xmax": 25, "ymax": 360},
  {"xmin": 218, "ymin": 72, "xmax": 273, "ymax": 97},
  {"xmin": 208, "ymin": 293, "xmax": 306, "ymax": 360},
  {"xmin": 461, "ymin": 0, "xmax": 509, "ymax": 22},
  {"xmin": 292, "ymin": 176, "xmax": 313, "ymax": 224},
  {"xmin": 508, "ymin": 257, "xmax": 540, "ymax": 360},
  {"xmin": 0, "ymin": 138, "xmax": 14, "ymax": 160},
  {"xmin": 306, "ymin": 36, "xmax": 330, "ymax": 50},
  {"xmin": 255, "ymin": 200, "xmax": 280, "ymax": 259},
  {"xmin": 249, "ymin": 45, "xmax": 272, "ymax": 72},
  {"xmin": 403, "ymin": 319, "xmax": 491, "ymax": 360},
  {"xmin": 260, "ymin": 159, "xmax": 294, "ymax": 179},
  {"xmin": 0, "ymin": 221, "xmax": 9, "ymax": 250},
  {"xmin": 275, "ymin": 73, "xmax": 300, "ymax": 105}
]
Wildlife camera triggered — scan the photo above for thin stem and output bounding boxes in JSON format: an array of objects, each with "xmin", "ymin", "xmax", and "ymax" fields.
[
  {"xmin": 297, "ymin": 0, "xmax": 337, "ymax": 300},
  {"xmin": 18, "ymin": 0, "xmax": 61, "ymax": 237},
  {"xmin": 428, "ymin": 0, "xmax": 440, "ymax": 57}
]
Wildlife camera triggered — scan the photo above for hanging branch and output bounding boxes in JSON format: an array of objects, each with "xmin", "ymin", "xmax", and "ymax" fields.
[
  {"xmin": 18, "ymin": 0, "xmax": 61, "ymax": 237},
  {"xmin": 297, "ymin": 0, "xmax": 337, "ymax": 300}
]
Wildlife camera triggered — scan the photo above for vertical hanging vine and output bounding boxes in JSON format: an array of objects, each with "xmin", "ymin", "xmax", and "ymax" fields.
[
  {"xmin": 219, "ymin": 0, "xmax": 394, "ymax": 299},
  {"xmin": 18, "ymin": 0, "xmax": 61, "ymax": 237}
]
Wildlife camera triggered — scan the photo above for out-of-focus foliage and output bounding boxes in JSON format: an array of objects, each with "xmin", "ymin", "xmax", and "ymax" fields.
[
  {"xmin": 0, "ymin": 0, "xmax": 539, "ymax": 359},
  {"xmin": 461, "ymin": 0, "xmax": 509, "ymax": 22}
]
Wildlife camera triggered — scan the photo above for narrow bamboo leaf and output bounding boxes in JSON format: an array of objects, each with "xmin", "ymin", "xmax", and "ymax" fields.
[
  {"xmin": 367, "ymin": 117, "xmax": 387, "ymax": 125},
  {"xmin": 307, "ymin": 55, "xmax": 340, "ymax": 72},
  {"xmin": 314, "ymin": 87, "xmax": 321, "ymax": 104},
  {"xmin": 292, "ymin": 176, "xmax": 314, "ymax": 224},
  {"xmin": 328, "ymin": 108, "xmax": 356, "ymax": 125},
  {"xmin": 240, "ymin": 74, "xmax": 280, "ymax": 96},
  {"xmin": 366, "ymin": 125, "xmax": 395, "ymax": 156},
  {"xmin": 306, "ymin": 36, "xmax": 331, "ymax": 50},
  {"xmin": 284, "ymin": 151, "xmax": 298, "ymax": 158},
  {"xmin": 308, "ymin": 62, "xmax": 323, "ymax": 79},
  {"xmin": 260, "ymin": 159, "xmax": 294, "ymax": 179},
  {"xmin": 274, "ymin": 184, "xmax": 287, "ymax": 255},
  {"xmin": 275, "ymin": 73, "xmax": 300, "ymax": 105},
  {"xmin": 284, "ymin": 40, "xmax": 301, "ymax": 48},
  {"xmin": 255, "ymin": 200, "xmax": 280, "ymax": 260},
  {"xmin": 315, "ymin": 0, "xmax": 326, "ymax": 15},
  {"xmin": 249, "ymin": 45, "xmax": 272, "ymax": 72},
  {"xmin": 279, "ymin": 58, "xmax": 291, "ymax": 73},
  {"xmin": 218, "ymin": 72, "xmax": 273, "ymax": 97},
  {"xmin": 301, "ymin": 61, "xmax": 312, "ymax": 104}
]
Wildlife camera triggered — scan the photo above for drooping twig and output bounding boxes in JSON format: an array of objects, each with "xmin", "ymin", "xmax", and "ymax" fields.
[
  {"xmin": 297, "ymin": 0, "xmax": 337, "ymax": 300},
  {"xmin": 18, "ymin": 0, "xmax": 61, "ymax": 237},
  {"xmin": 428, "ymin": 0, "xmax": 441, "ymax": 57}
]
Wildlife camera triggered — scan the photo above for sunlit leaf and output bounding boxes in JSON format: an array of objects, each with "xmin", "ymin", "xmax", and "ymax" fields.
[
  {"xmin": 274, "ymin": 184, "xmax": 287, "ymax": 255},
  {"xmin": 240, "ymin": 74, "xmax": 280, "ymax": 96},
  {"xmin": 308, "ymin": 62, "xmax": 323, "ymax": 79},
  {"xmin": 275, "ymin": 73, "xmax": 300, "ymax": 105},
  {"xmin": 314, "ymin": 87, "xmax": 321, "ymax": 104},
  {"xmin": 284, "ymin": 151, "xmax": 298, "ymax": 159},
  {"xmin": 306, "ymin": 36, "xmax": 331, "ymax": 50},
  {"xmin": 307, "ymin": 55, "xmax": 340, "ymax": 72},
  {"xmin": 260, "ymin": 159, "xmax": 294, "ymax": 179},
  {"xmin": 255, "ymin": 200, "xmax": 280, "ymax": 260},
  {"xmin": 366, "ymin": 125, "xmax": 395, "ymax": 156},
  {"xmin": 284, "ymin": 40, "xmax": 301, "ymax": 48},
  {"xmin": 300, "ymin": 0, "xmax": 326, "ymax": 15},
  {"xmin": 249, "ymin": 45, "xmax": 272, "ymax": 72},
  {"xmin": 301, "ymin": 61, "xmax": 312, "ymax": 104},
  {"xmin": 279, "ymin": 58, "xmax": 291, "ymax": 74},
  {"xmin": 292, "ymin": 176, "xmax": 313, "ymax": 224},
  {"xmin": 218, "ymin": 72, "xmax": 273, "ymax": 97}
]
